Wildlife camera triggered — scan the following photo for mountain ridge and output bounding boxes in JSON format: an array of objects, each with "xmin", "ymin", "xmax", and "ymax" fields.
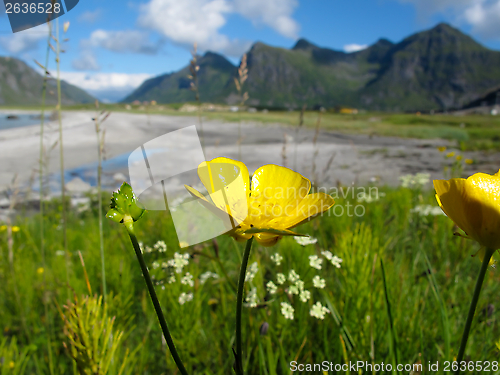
[{"xmin": 124, "ymin": 23, "xmax": 500, "ymax": 111}]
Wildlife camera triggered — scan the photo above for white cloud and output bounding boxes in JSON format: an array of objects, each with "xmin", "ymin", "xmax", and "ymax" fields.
[
  {"xmin": 55, "ymin": 72, "xmax": 152, "ymax": 102},
  {"xmin": 72, "ymin": 51, "xmax": 100, "ymax": 71},
  {"xmin": 395, "ymin": 0, "xmax": 500, "ymax": 39},
  {"xmin": 138, "ymin": 0, "xmax": 298, "ymax": 55},
  {"xmin": 344, "ymin": 43, "xmax": 368, "ymax": 53},
  {"xmin": 233, "ymin": 0, "xmax": 299, "ymax": 38},
  {"xmin": 87, "ymin": 29, "xmax": 161, "ymax": 54},
  {"xmin": 0, "ymin": 24, "xmax": 48, "ymax": 54},
  {"xmin": 78, "ymin": 9, "xmax": 102, "ymax": 24},
  {"xmin": 463, "ymin": 0, "xmax": 500, "ymax": 38}
]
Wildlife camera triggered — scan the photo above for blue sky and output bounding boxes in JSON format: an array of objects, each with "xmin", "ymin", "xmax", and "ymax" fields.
[{"xmin": 1, "ymin": 0, "xmax": 500, "ymax": 102}]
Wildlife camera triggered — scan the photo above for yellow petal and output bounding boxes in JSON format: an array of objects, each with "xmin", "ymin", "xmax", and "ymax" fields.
[
  {"xmin": 434, "ymin": 172, "xmax": 500, "ymax": 250},
  {"xmin": 281, "ymin": 192, "xmax": 335, "ymax": 229},
  {"xmin": 197, "ymin": 157, "xmax": 249, "ymax": 223},
  {"xmin": 248, "ymin": 164, "xmax": 311, "ymax": 227},
  {"xmin": 254, "ymin": 233, "xmax": 282, "ymax": 247}
]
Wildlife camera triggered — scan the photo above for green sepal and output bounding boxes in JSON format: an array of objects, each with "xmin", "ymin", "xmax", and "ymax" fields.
[{"xmin": 106, "ymin": 182, "xmax": 146, "ymax": 223}]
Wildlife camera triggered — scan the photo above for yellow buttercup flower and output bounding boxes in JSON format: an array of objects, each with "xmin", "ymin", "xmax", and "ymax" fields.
[
  {"xmin": 186, "ymin": 157, "xmax": 335, "ymax": 247},
  {"xmin": 434, "ymin": 169, "xmax": 500, "ymax": 254},
  {"xmin": 37, "ymin": 267, "xmax": 44, "ymax": 275},
  {"xmin": 456, "ymin": 155, "xmax": 463, "ymax": 161},
  {"xmin": 438, "ymin": 146, "xmax": 447, "ymax": 152},
  {"xmin": 446, "ymin": 152, "xmax": 455, "ymax": 158},
  {"xmin": 465, "ymin": 159, "xmax": 474, "ymax": 165}
]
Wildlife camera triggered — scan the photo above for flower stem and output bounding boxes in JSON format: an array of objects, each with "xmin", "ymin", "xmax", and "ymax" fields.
[
  {"xmin": 123, "ymin": 218, "xmax": 189, "ymax": 375},
  {"xmin": 235, "ymin": 237, "xmax": 253, "ymax": 375},
  {"xmin": 455, "ymin": 248, "xmax": 495, "ymax": 375}
]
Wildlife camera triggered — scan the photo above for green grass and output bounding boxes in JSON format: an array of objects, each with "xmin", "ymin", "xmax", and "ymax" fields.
[{"xmin": 1, "ymin": 184, "xmax": 500, "ymax": 374}]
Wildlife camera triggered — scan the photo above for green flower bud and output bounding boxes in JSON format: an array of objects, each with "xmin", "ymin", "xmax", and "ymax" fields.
[{"xmin": 106, "ymin": 182, "xmax": 145, "ymax": 223}]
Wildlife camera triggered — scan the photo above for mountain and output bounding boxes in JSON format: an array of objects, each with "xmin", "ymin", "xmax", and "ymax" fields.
[
  {"xmin": 0, "ymin": 56, "xmax": 95, "ymax": 106},
  {"xmin": 123, "ymin": 23, "xmax": 500, "ymax": 112},
  {"xmin": 122, "ymin": 52, "xmax": 235, "ymax": 103}
]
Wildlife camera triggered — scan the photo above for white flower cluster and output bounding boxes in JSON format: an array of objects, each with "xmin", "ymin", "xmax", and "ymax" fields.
[
  {"xmin": 309, "ymin": 255, "xmax": 323, "ymax": 270},
  {"xmin": 410, "ymin": 205, "xmax": 445, "ymax": 217},
  {"xmin": 178, "ymin": 292, "xmax": 193, "ymax": 305},
  {"xmin": 321, "ymin": 250, "xmax": 343, "ymax": 268},
  {"xmin": 245, "ymin": 287, "xmax": 259, "ymax": 308},
  {"xmin": 199, "ymin": 271, "xmax": 219, "ymax": 285},
  {"xmin": 270, "ymin": 252, "xmax": 283, "ymax": 265},
  {"xmin": 399, "ymin": 173, "xmax": 430, "ymax": 189},
  {"xmin": 310, "ymin": 301, "xmax": 330, "ymax": 320},
  {"xmin": 168, "ymin": 253, "xmax": 190, "ymax": 273},
  {"xmin": 139, "ymin": 242, "xmax": 153, "ymax": 254},
  {"xmin": 181, "ymin": 272, "xmax": 194, "ymax": 287},
  {"xmin": 266, "ymin": 281, "xmax": 278, "ymax": 294},
  {"xmin": 153, "ymin": 240, "xmax": 167, "ymax": 253},
  {"xmin": 294, "ymin": 236, "xmax": 318, "ymax": 246},
  {"xmin": 245, "ymin": 262, "xmax": 259, "ymax": 282},
  {"xmin": 357, "ymin": 192, "xmax": 385, "ymax": 203},
  {"xmin": 312, "ymin": 275, "xmax": 326, "ymax": 289},
  {"xmin": 276, "ymin": 273, "xmax": 286, "ymax": 285},
  {"xmin": 281, "ymin": 302, "xmax": 295, "ymax": 320}
]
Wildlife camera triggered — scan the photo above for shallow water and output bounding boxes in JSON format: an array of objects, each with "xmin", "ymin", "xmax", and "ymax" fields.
[{"xmin": 0, "ymin": 113, "xmax": 49, "ymax": 131}]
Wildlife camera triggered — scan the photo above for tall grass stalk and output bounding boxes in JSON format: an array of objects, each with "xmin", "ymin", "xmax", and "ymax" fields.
[
  {"xmin": 189, "ymin": 43, "xmax": 204, "ymax": 151},
  {"xmin": 234, "ymin": 54, "xmax": 248, "ymax": 160},
  {"xmin": 293, "ymin": 105, "xmax": 306, "ymax": 170},
  {"xmin": 36, "ymin": 15, "xmax": 55, "ymax": 374},
  {"xmin": 54, "ymin": 18, "xmax": 70, "ymax": 294},
  {"xmin": 93, "ymin": 101, "xmax": 110, "ymax": 301},
  {"xmin": 380, "ymin": 258, "xmax": 399, "ymax": 373}
]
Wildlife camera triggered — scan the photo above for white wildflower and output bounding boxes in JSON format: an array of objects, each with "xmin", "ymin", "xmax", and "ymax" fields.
[
  {"xmin": 199, "ymin": 271, "xmax": 219, "ymax": 285},
  {"xmin": 152, "ymin": 261, "xmax": 160, "ymax": 269},
  {"xmin": 168, "ymin": 275, "xmax": 176, "ymax": 284},
  {"xmin": 270, "ymin": 252, "xmax": 283, "ymax": 265},
  {"xmin": 294, "ymin": 236, "xmax": 318, "ymax": 246},
  {"xmin": 309, "ymin": 255, "xmax": 323, "ymax": 270},
  {"xmin": 154, "ymin": 240, "xmax": 167, "ymax": 253},
  {"xmin": 276, "ymin": 273, "xmax": 286, "ymax": 285},
  {"xmin": 410, "ymin": 205, "xmax": 445, "ymax": 217},
  {"xmin": 181, "ymin": 272, "xmax": 194, "ymax": 287},
  {"xmin": 321, "ymin": 250, "xmax": 333, "ymax": 260},
  {"xmin": 245, "ymin": 287, "xmax": 258, "ymax": 308},
  {"xmin": 288, "ymin": 270, "xmax": 300, "ymax": 283},
  {"xmin": 168, "ymin": 252, "xmax": 190, "ymax": 273},
  {"xmin": 295, "ymin": 280, "xmax": 305, "ymax": 291},
  {"xmin": 281, "ymin": 302, "xmax": 294, "ymax": 320},
  {"xmin": 310, "ymin": 301, "xmax": 330, "ymax": 320},
  {"xmin": 178, "ymin": 292, "xmax": 193, "ymax": 305},
  {"xmin": 288, "ymin": 285, "xmax": 300, "ymax": 295},
  {"xmin": 331, "ymin": 255, "xmax": 343, "ymax": 268},
  {"xmin": 245, "ymin": 262, "xmax": 259, "ymax": 282},
  {"xmin": 299, "ymin": 289, "xmax": 311, "ymax": 303},
  {"xmin": 399, "ymin": 173, "xmax": 430, "ymax": 189},
  {"xmin": 266, "ymin": 281, "xmax": 278, "ymax": 295},
  {"xmin": 312, "ymin": 275, "xmax": 326, "ymax": 289}
]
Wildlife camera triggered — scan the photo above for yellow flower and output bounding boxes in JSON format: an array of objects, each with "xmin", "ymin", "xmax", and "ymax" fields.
[
  {"xmin": 434, "ymin": 170, "xmax": 500, "ymax": 254},
  {"xmin": 37, "ymin": 267, "xmax": 44, "ymax": 275},
  {"xmin": 12, "ymin": 226, "xmax": 20, "ymax": 232},
  {"xmin": 0, "ymin": 225, "xmax": 6, "ymax": 232},
  {"xmin": 9, "ymin": 361, "xmax": 14, "ymax": 369},
  {"xmin": 437, "ymin": 146, "xmax": 447, "ymax": 152},
  {"xmin": 446, "ymin": 152, "xmax": 455, "ymax": 158},
  {"xmin": 456, "ymin": 155, "xmax": 463, "ymax": 161},
  {"xmin": 186, "ymin": 157, "xmax": 334, "ymax": 247},
  {"xmin": 465, "ymin": 159, "xmax": 474, "ymax": 165}
]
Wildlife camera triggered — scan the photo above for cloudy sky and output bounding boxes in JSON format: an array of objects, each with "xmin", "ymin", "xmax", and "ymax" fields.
[{"xmin": 1, "ymin": 0, "xmax": 500, "ymax": 102}]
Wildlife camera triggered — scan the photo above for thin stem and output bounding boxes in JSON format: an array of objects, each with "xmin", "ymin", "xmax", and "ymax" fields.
[
  {"xmin": 55, "ymin": 18, "xmax": 70, "ymax": 296},
  {"xmin": 235, "ymin": 237, "xmax": 253, "ymax": 375},
  {"xmin": 455, "ymin": 248, "xmax": 494, "ymax": 375},
  {"xmin": 123, "ymin": 219, "xmax": 189, "ymax": 375},
  {"xmin": 95, "ymin": 109, "xmax": 106, "ymax": 301}
]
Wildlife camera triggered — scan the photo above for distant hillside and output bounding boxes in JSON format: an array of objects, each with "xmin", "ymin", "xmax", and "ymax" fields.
[
  {"xmin": 0, "ymin": 56, "xmax": 95, "ymax": 106},
  {"xmin": 123, "ymin": 23, "xmax": 500, "ymax": 112},
  {"xmin": 122, "ymin": 52, "xmax": 235, "ymax": 103}
]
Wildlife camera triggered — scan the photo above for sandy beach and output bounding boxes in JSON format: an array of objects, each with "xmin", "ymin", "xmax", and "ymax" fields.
[{"xmin": 0, "ymin": 110, "xmax": 499, "ymax": 199}]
